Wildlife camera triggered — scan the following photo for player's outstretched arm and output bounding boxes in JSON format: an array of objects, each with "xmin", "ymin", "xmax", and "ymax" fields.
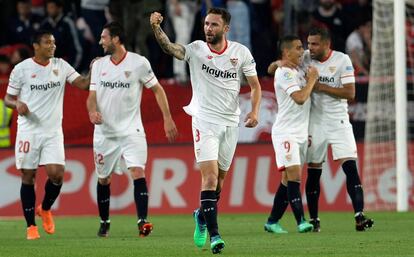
[
  {"xmin": 72, "ymin": 58, "xmax": 101, "ymax": 90},
  {"xmin": 4, "ymin": 93, "xmax": 29, "ymax": 116},
  {"xmin": 86, "ymin": 90, "xmax": 102, "ymax": 124},
  {"xmin": 267, "ymin": 60, "xmax": 298, "ymax": 76},
  {"xmin": 151, "ymin": 83, "xmax": 178, "ymax": 142},
  {"xmin": 150, "ymin": 12, "xmax": 186, "ymax": 60},
  {"xmin": 244, "ymin": 75, "xmax": 262, "ymax": 128},
  {"xmin": 314, "ymin": 82, "xmax": 355, "ymax": 100},
  {"xmin": 72, "ymin": 71, "xmax": 91, "ymax": 90},
  {"xmin": 267, "ymin": 61, "xmax": 278, "ymax": 76}
]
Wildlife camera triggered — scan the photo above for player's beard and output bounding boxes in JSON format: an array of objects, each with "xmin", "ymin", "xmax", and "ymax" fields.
[
  {"xmin": 310, "ymin": 51, "xmax": 324, "ymax": 61},
  {"xmin": 104, "ymin": 44, "xmax": 115, "ymax": 55},
  {"xmin": 205, "ymin": 31, "xmax": 224, "ymax": 45}
]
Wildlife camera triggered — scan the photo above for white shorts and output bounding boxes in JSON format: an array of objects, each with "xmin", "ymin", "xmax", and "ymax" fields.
[
  {"xmin": 272, "ymin": 135, "xmax": 307, "ymax": 171},
  {"xmin": 192, "ymin": 118, "xmax": 239, "ymax": 171},
  {"xmin": 15, "ymin": 131, "xmax": 65, "ymax": 169},
  {"xmin": 93, "ymin": 132, "xmax": 147, "ymax": 178},
  {"xmin": 307, "ymin": 119, "xmax": 358, "ymax": 163}
]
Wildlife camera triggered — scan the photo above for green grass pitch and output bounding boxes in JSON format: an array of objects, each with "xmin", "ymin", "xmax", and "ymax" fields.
[{"xmin": 1, "ymin": 212, "xmax": 413, "ymax": 257}]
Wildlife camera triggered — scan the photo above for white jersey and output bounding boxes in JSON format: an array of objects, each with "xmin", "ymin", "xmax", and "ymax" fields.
[
  {"xmin": 184, "ymin": 40, "xmax": 257, "ymax": 126},
  {"xmin": 90, "ymin": 52, "xmax": 158, "ymax": 137},
  {"xmin": 7, "ymin": 57, "xmax": 80, "ymax": 133},
  {"xmin": 303, "ymin": 50, "xmax": 355, "ymax": 121},
  {"xmin": 272, "ymin": 67, "xmax": 310, "ymax": 140}
]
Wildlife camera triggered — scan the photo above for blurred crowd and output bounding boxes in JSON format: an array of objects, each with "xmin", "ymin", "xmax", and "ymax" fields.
[{"xmin": 0, "ymin": 0, "xmax": 372, "ymax": 84}]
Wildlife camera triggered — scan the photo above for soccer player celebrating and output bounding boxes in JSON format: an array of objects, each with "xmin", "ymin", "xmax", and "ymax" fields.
[
  {"xmin": 150, "ymin": 8, "xmax": 261, "ymax": 254},
  {"xmin": 267, "ymin": 28, "xmax": 374, "ymax": 232},
  {"xmin": 264, "ymin": 35, "xmax": 318, "ymax": 234},
  {"xmin": 5, "ymin": 30, "xmax": 91, "ymax": 240},
  {"xmin": 87, "ymin": 21, "xmax": 178, "ymax": 238},
  {"xmin": 304, "ymin": 28, "xmax": 373, "ymax": 232}
]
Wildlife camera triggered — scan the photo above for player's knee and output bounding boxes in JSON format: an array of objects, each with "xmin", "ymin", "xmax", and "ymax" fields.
[
  {"xmin": 129, "ymin": 167, "xmax": 145, "ymax": 180},
  {"xmin": 20, "ymin": 170, "xmax": 36, "ymax": 184},
  {"xmin": 49, "ymin": 175, "xmax": 63, "ymax": 185},
  {"xmin": 286, "ymin": 173, "xmax": 301, "ymax": 182},
  {"xmin": 308, "ymin": 162, "xmax": 322, "ymax": 168},
  {"xmin": 202, "ymin": 176, "xmax": 218, "ymax": 190},
  {"xmin": 48, "ymin": 171, "xmax": 64, "ymax": 184},
  {"xmin": 45, "ymin": 164, "xmax": 64, "ymax": 183},
  {"xmin": 98, "ymin": 177, "xmax": 111, "ymax": 185}
]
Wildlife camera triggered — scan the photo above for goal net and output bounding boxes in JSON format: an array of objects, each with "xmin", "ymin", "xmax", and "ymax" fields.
[{"xmin": 364, "ymin": 0, "xmax": 414, "ymax": 210}]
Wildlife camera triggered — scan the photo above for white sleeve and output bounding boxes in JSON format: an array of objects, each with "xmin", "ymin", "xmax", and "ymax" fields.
[
  {"xmin": 184, "ymin": 41, "xmax": 197, "ymax": 62},
  {"xmin": 138, "ymin": 57, "xmax": 159, "ymax": 89},
  {"xmin": 89, "ymin": 61, "xmax": 99, "ymax": 91},
  {"xmin": 7, "ymin": 66, "xmax": 22, "ymax": 96},
  {"xmin": 62, "ymin": 59, "xmax": 80, "ymax": 84},
  {"xmin": 241, "ymin": 47, "xmax": 257, "ymax": 77},
  {"xmin": 276, "ymin": 68, "xmax": 300, "ymax": 96},
  {"xmin": 340, "ymin": 55, "xmax": 356, "ymax": 85}
]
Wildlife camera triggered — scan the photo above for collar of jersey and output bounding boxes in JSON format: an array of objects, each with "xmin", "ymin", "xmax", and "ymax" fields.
[
  {"xmin": 320, "ymin": 49, "xmax": 333, "ymax": 63},
  {"xmin": 32, "ymin": 57, "xmax": 50, "ymax": 67},
  {"xmin": 207, "ymin": 40, "xmax": 228, "ymax": 55},
  {"xmin": 110, "ymin": 51, "xmax": 127, "ymax": 65}
]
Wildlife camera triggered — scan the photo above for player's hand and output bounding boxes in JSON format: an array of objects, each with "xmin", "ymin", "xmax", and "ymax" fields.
[
  {"xmin": 89, "ymin": 111, "xmax": 103, "ymax": 125},
  {"xmin": 16, "ymin": 100, "xmax": 29, "ymax": 116},
  {"xmin": 150, "ymin": 12, "xmax": 164, "ymax": 28},
  {"xmin": 267, "ymin": 61, "xmax": 278, "ymax": 75},
  {"xmin": 244, "ymin": 112, "xmax": 259, "ymax": 128},
  {"xmin": 306, "ymin": 66, "xmax": 319, "ymax": 85},
  {"xmin": 277, "ymin": 59, "xmax": 296, "ymax": 69},
  {"xmin": 164, "ymin": 117, "xmax": 178, "ymax": 143}
]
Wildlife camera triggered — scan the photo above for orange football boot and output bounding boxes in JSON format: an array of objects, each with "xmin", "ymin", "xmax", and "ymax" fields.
[
  {"xmin": 26, "ymin": 225, "xmax": 40, "ymax": 240},
  {"xmin": 36, "ymin": 205, "xmax": 55, "ymax": 234}
]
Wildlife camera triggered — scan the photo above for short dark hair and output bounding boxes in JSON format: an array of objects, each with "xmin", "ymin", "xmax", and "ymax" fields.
[
  {"xmin": 103, "ymin": 21, "xmax": 126, "ymax": 44},
  {"xmin": 45, "ymin": 0, "xmax": 63, "ymax": 7},
  {"xmin": 16, "ymin": 0, "xmax": 31, "ymax": 4},
  {"xmin": 278, "ymin": 35, "xmax": 300, "ymax": 58},
  {"xmin": 32, "ymin": 30, "xmax": 53, "ymax": 44},
  {"xmin": 308, "ymin": 27, "xmax": 331, "ymax": 42},
  {"xmin": 207, "ymin": 7, "xmax": 231, "ymax": 25}
]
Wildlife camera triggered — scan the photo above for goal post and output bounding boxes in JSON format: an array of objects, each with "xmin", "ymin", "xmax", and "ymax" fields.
[
  {"xmin": 394, "ymin": 0, "xmax": 408, "ymax": 212},
  {"xmin": 364, "ymin": 0, "xmax": 413, "ymax": 211}
]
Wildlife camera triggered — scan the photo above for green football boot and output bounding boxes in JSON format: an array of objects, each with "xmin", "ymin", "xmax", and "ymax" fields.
[
  {"xmin": 264, "ymin": 222, "xmax": 288, "ymax": 234},
  {"xmin": 193, "ymin": 209, "xmax": 207, "ymax": 248},
  {"xmin": 297, "ymin": 221, "xmax": 314, "ymax": 233},
  {"xmin": 210, "ymin": 235, "xmax": 225, "ymax": 254}
]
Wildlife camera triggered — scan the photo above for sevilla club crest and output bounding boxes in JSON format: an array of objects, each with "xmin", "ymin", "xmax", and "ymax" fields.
[{"xmin": 230, "ymin": 58, "xmax": 238, "ymax": 67}]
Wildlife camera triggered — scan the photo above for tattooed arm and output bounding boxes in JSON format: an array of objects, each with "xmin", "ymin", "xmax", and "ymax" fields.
[{"xmin": 150, "ymin": 12, "xmax": 186, "ymax": 60}]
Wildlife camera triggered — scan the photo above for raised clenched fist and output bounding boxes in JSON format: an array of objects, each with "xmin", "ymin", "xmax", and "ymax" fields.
[{"xmin": 150, "ymin": 12, "xmax": 164, "ymax": 27}]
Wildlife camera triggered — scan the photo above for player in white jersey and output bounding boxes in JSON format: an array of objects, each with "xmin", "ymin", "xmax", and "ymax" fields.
[
  {"xmin": 264, "ymin": 35, "xmax": 318, "ymax": 235},
  {"xmin": 304, "ymin": 28, "xmax": 373, "ymax": 232},
  {"xmin": 4, "ymin": 30, "xmax": 91, "ymax": 240},
  {"xmin": 87, "ymin": 22, "xmax": 178, "ymax": 238},
  {"xmin": 267, "ymin": 28, "xmax": 374, "ymax": 232},
  {"xmin": 151, "ymin": 8, "xmax": 261, "ymax": 254}
]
